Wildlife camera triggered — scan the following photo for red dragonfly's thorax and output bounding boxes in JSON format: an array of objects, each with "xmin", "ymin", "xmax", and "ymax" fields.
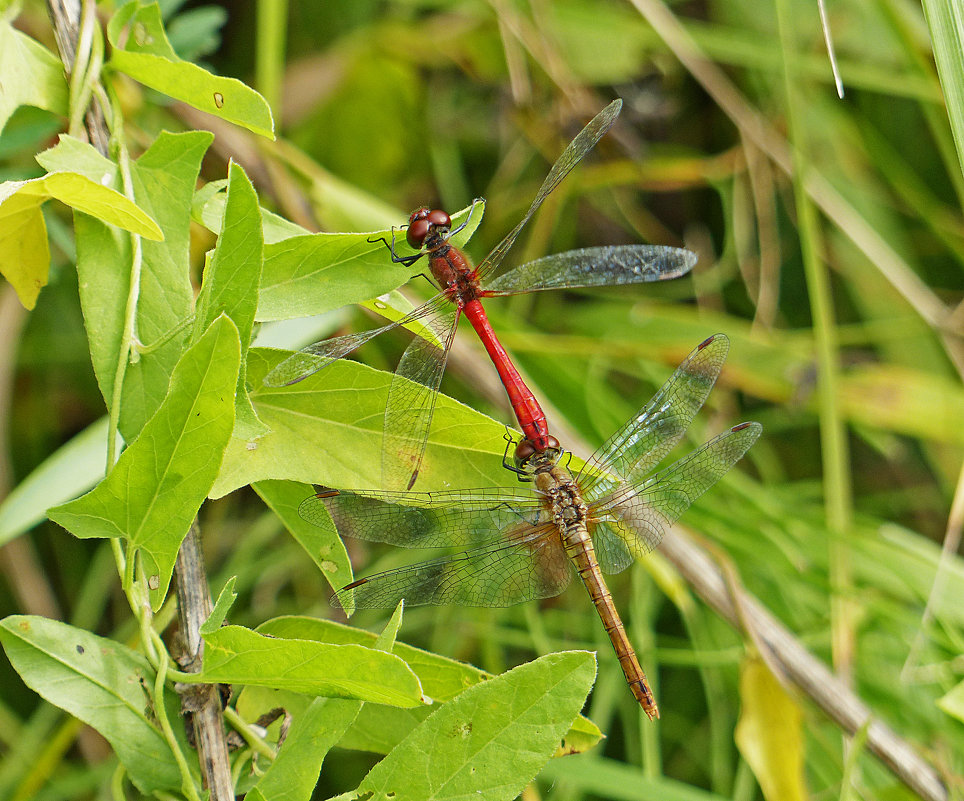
[{"xmin": 427, "ymin": 241, "xmax": 482, "ymax": 305}]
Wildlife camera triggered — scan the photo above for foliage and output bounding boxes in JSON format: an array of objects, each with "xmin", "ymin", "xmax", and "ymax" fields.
[{"xmin": 0, "ymin": 0, "xmax": 962, "ymax": 800}]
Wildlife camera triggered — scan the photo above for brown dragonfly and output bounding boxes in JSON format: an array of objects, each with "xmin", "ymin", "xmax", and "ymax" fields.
[{"xmin": 301, "ymin": 334, "xmax": 761, "ymax": 718}]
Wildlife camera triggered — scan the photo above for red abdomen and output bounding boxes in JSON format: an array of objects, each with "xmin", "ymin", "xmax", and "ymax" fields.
[{"xmin": 462, "ymin": 299, "xmax": 552, "ymax": 452}]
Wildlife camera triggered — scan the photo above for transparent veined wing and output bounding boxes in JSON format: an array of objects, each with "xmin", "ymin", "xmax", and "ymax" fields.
[
  {"xmin": 381, "ymin": 308, "xmax": 459, "ymax": 490},
  {"xmin": 483, "ymin": 245, "xmax": 696, "ymax": 296},
  {"xmin": 587, "ymin": 422, "xmax": 761, "ymax": 563},
  {"xmin": 262, "ymin": 291, "xmax": 451, "ymax": 387},
  {"xmin": 474, "ymin": 100, "xmax": 623, "ymax": 281},
  {"xmin": 331, "ymin": 524, "xmax": 573, "ymax": 609},
  {"xmin": 578, "ymin": 335, "xmax": 730, "ymax": 501},
  {"xmin": 300, "ymin": 486, "xmax": 545, "ymax": 549}
]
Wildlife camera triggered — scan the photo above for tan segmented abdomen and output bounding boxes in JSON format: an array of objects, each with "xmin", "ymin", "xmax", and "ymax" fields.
[{"xmin": 564, "ymin": 524, "xmax": 660, "ymax": 720}]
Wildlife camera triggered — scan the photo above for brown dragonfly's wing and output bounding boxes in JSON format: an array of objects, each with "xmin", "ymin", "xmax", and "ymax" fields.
[
  {"xmin": 577, "ymin": 334, "xmax": 730, "ymax": 502},
  {"xmin": 591, "ymin": 521, "xmax": 635, "ymax": 574},
  {"xmin": 262, "ymin": 292, "xmax": 451, "ymax": 388},
  {"xmin": 474, "ymin": 100, "xmax": 622, "ymax": 282},
  {"xmin": 332, "ymin": 523, "xmax": 573, "ymax": 609},
  {"xmin": 588, "ymin": 422, "xmax": 761, "ymax": 568},
  {"xmin": 381, "ymin": 308, "xmax": 458, "ymax": 490},
  {"xmin": 300, "ymin": 486, "xmax": 544, "ymax": 549}
]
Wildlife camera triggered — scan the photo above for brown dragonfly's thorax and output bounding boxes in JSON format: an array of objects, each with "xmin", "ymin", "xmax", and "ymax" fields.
[{"xmin": 534, "ymin": 464, "xmax": 591, "ymax": 548}]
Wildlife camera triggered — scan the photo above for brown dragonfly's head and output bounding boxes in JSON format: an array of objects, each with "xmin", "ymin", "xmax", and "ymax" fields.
[
  {"xmin": 512, "ymin": 435, "xmax": 563, "ymax": 477},
  {"xmin": 406, "ymin": 207, "xmax": 450, "ymax": 251}
]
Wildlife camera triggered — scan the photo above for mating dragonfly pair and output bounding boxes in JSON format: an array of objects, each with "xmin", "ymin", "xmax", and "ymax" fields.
[{"xmin": 268, "ymin": 100, "xmax": 760, "ymax": 719}]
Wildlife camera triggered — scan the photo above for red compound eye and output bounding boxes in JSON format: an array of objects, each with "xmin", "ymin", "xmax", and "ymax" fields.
[
  {"xmin": 406, "ymin": 208, "xmax": 451, "ymax": 249},
  {"xmin": 406, "ymin": 218, "xmax": 431, "ymax": 249},
  {"xmin": 426, "ymin": 208, "xmax": 450, "ymax": 227}
]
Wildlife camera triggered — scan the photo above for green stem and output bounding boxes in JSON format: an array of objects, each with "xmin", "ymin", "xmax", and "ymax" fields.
[
  {"xmin": 151, "ymin": 635, "xmax": 203, "ymax": 801},
  {"xmin": 222, "ymin": 706, "xmax": 278, "ymax": 761},
  {"xmin": 256, "ymin": 0, "xmax": 288, "ymax": 118},
  {"xmin": 773, "ymin": 0, "xmax": 854, "ymax": 679}
]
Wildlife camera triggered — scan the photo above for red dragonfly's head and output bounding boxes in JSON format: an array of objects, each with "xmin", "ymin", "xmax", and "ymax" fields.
[{"xmin": 406, "ymin": 207, "xmax": 451, "ymax": 251}]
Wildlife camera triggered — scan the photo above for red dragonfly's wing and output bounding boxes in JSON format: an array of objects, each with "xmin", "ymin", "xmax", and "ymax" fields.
[
  {"xmin": 482, "ymin": 245, "xmax": 696, "ymax": 296},
  {"xmin": 474, "ymin": 100, "xmax": 622, "ymax": 282},
  {"xmin": 577, "ymin": 334, "xmax": 730, "ymax": 502},
  {"xmin": 381, "ymin": 308, "xmax": 459, "ymax": 490},
  {"xmin": 588, "ymin": 422, "xmax": 761, "ymax": 572},
  {"xmin": 261, "ymin": 291, "xmax": 451, "ymax": 387}
]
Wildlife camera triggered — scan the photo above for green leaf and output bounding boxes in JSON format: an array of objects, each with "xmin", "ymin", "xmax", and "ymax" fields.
[
  {"xmin": 49, "ymin": 131, "xmax": 212, "ymax": 440},
  {"xmin": 199, "ymin": 625, "xmax": 425, "ymax": 706},
  {"xmin": 251, "ymin": 480, "xmax": 351, "ymax": 594},
  {"xmin": 375, "ymin": 603, "xmax": 405, "ymax": 651},
  {"xmin": 211, "ymin": 350, "xmax": 511, "ymax": 498},
  {"xmin": 538, "ymin": 755, "xmax": 732, "ymax": 800},
  {"xmin": 256, "ymin": 202, "xmax": 481, "ymax": 322},
  {"xmin": 921, "ymin": 0, "xmax": 964, "ymax": 182},
  {"xmin": 107, "ymin": 2, "xmax": 274, "ymax": 138},
  {"xmin": 194, "ymin": 182, "xmax": 308, "ymax": 244},
  {"xmin": 193, "ymin": 161, "xmax": 268, "ymax": 439},
  {"xmin": 201, "ymin": 576, "xmax": 238, "ymax": 635},
  {"xmin": 0, "ymin": 170, "xmax": 162, "ymax": 309},
  {"xmin": 332, "ymin": 651, "xmax": 596, "ymax": 801},
  {"xmin": 938, "ymin": 679, "xmax": 964, "ymax": 724},
  {"xmin": 257, "ymin": 617, "xmax": 602, "ymax": 757},
  {"xmin": 0, "ymin": 417, "xmax": 122, "ymax": 547},
  {"xmin": 0, "ymin": 22, "xmax": 68, "ymax": 134},
  {"xmin": 735, "ymin": 656, "xmax": 807, "ymax": 801},
  {"xmin": 247, "ymin": 697, "xmax": 361, "ymax": 801},
  {"xmin": 0, "ymin": 616, "xmax": 185, "ymax": 794},
  {"xmin": 48, "ymin": 316, "xmax": 240, "ymax": 608}
]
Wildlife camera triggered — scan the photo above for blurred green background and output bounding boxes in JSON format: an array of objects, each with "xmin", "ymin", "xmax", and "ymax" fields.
[{"xmin": 1, "ymin": 0, "xmax": 962, "ymax": 798}]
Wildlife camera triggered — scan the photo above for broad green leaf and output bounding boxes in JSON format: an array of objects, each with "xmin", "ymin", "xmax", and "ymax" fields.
[
  {"xmin": 211, "ymin": 350, "xmax": 511, "ymax": 498},
  {"xmin": 193, "ymin": 161, "xmax": 267, "ymax": 438},
  {"xmin": 200, "ymin": 624, "xmax": 425, "ymax": 706},
  {"xmin": 247, "ymin": 696, "xmax": 361, "ymax": 801},
  {"xmin": 255, "ymin": 203, "xmax": 481, "ymax": 322},
  {"xmin": 0, "ymin": 170, "xmax": 162, "ymax": 309},
  {"xmin": 35, "ymin": 134, "xmax": 119, "ymax": 182},
  {"xmin": 735, "ymin": 656, "xmax": 806, "ymax": 801},
  {"xmin": 329, "ymin": 651, "xmax": 596, "ymax": 801},
  {"xmin": 107, "ymin": 2, "xmax": 273, "ymax": 138},
  {"xmin": 48, "ymin": 131, "xmax": 212, "ymax": 440},
  {"xmin": 0, "ymin": 416, "xmax": 122, "ymax": 547},
  {"xmin": 0, "ymin": 22, "xmax": 68, "ymax": 134},
  {"xmin": 0, "ymin": 616, "xmax": 186, "ymax": 794},
  {"xmin": 252, "ymin": 480, "xmax": 351, "ymax": 594},
  {"xmin": 256, "ymin": 617, "xmax": 602, "ymax": 757},
  {"xmin": 48, "ymin": 316, "xmax": 240, "ymax": 609}
]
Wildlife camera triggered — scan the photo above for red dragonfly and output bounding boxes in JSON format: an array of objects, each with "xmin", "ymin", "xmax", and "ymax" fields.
[
  {"xmin": 302, "ymin": 335, "xmax": 761, "ymax": 718},
  {"xmin": 264, "ymin": 99, "xmax": 697, "ymax": 489}
]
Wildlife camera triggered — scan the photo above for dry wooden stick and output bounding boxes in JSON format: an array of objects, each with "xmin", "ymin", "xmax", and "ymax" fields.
[{"xmin": 174, "ymin": 519, "xmax": 234, "ymax": 801}]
